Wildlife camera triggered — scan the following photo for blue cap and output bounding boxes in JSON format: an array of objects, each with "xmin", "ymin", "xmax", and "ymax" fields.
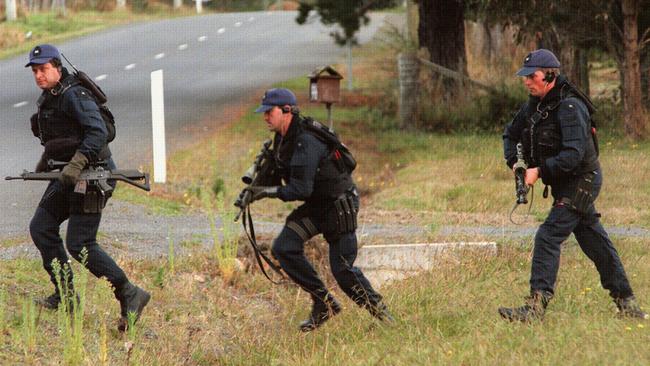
[
  {"xmin": 516, "ymin": 49, "xmax": 561, "ymax": 76},
  {"xmin": 255, "ymin": 88, "xmax": 297, "ymax": 113},
  {"xmin": 25, "ymin": 44, "xmax": 61, "ymax": 67}
]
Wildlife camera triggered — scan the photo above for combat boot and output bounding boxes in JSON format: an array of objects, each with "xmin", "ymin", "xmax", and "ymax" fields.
[
  {"xmin": 35, "ymin": 291, "xmax": 78, "ymax": 312},
  {"xmin": 116, "ymin": 282, "xmax": 151, "ymax": 332},
  {"xmin": 367, "ymin": 302, "xmax": 395, "ymax": 324},
  {"xmin": 299, "ymin": 293, "xmax": 341, "ymax": 332},
  {"xmin": 614, "ymin": 296, "xmax": 649, "ymax": 320},
  {"xmin": 498, "ymin": 290, "xmax": 551, "ymax": 322}
]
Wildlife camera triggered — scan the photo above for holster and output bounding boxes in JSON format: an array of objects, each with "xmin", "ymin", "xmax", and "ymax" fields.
[
  {"xmin": 330, "ymin": 194, "xmax": 358, "ymax": 234},
  {"xmin": 563, "ymin": 172, "xmax": 595, "ymax": 214}
]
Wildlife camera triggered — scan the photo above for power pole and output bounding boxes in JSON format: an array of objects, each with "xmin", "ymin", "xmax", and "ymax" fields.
[{"xmin": 5, "ymin": 0, "xmax": 17, "ymax": 21}]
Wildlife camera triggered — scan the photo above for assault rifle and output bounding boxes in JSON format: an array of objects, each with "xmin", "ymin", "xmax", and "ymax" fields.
[
  {"xmin": 5, "ymin": 160, "xmax": 150, "ymax": 193},
  {"xmin": 513, "ymin": 143, "xmax": 529, "ymax": 205},
  {"xmin": 233, "ymin": 139, "xmax": 285, "ymax": 283},
  {"xmin": 234, "ymin": 139, "xmax": 273, "ymax": 222},
  {"xmin": 509, "ymin": 143, "xmax": 533, "ymax": 224}
]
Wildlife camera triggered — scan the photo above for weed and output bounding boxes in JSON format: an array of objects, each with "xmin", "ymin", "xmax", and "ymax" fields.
[{"xmin": 20, "ymin": 297, "xmax": 37, "ymax": 357}]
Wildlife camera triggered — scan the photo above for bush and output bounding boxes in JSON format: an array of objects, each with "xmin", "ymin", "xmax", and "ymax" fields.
[{"xmin": 418, "ymin": 83, "xmax": 527, "ymax": 133}]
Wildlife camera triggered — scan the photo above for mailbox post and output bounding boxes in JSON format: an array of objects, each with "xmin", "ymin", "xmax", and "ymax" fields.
[{"xmin": 308, "ymin": 66, "xmax": 343, "ymax": 129}]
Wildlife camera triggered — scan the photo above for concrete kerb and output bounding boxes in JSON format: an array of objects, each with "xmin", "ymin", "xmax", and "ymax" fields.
[{"xmin": 356, "ymin": 242, "xmax": 498, "ymax": 288}]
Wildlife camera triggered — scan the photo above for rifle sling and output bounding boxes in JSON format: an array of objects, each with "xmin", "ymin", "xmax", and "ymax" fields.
[{"xmin": 243, "ymin": 206, "xmax": 285, "ymax": 284}]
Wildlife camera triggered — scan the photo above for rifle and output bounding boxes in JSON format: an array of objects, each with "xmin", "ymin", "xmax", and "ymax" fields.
[
  {"xmin": 233, "ymin": 139, "xmax": 284, "ymax": 283},
  {"xmin": 509, "ymin": 143, "xmax": 532, "ymax": 224},
  {"xmin": 513, "ymin": 143, "xmax": 529, "ymax": 205},
  {"xmin": 234, "ymin": 139, "xmax": 273, "ymax": 221},
  {"xmin": 5, "ymin": 160, "xmax": 150, "ymax": 193}
]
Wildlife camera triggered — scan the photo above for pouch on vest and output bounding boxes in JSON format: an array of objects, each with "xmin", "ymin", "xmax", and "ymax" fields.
[
  {"xmin": 567, "ymin": 172, "xmax": 595, "ymax": 214},
  {"xmin": 329, "ymin": 195, "xmax": 358, "ymax": 234}
]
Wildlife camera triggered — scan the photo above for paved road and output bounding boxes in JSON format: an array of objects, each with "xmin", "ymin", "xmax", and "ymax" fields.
[{"xmin": 0, "ymin": 11, "xmax": 386, "ymax": 237}]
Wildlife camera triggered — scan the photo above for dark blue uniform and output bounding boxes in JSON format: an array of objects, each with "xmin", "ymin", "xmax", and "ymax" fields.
[
  {"xmin": 270, "ymin": 114, "xmax": 384, "ymax": 312},
  {"xmin": 29, "ymin": 68, "xmax": 129, "ymax": 297},
  {"xmin": 503, "ymin": 76, "xmax": 634, "ymax": 299}
]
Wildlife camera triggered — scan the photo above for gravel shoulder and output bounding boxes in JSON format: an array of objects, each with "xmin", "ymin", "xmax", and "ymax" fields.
[{"xmin": 2, "ymin": 198, "xmax": 648, "ymax": 262}]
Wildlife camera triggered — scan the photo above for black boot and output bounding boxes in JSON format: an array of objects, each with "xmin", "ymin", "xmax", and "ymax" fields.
[
  {"xmin": 35, "ymin": 292, "xmax": 62, "ymax": 310},
  {"xmin": 498, "ymin": 290, "xmax": 551, "ymax": 322},
  {"xmin": 299, "ymin": 293, "xmax": 341, "ymax": 332},
  {"xmin": 367, "ymin": 302, "xmax": 395, "ymax": 323},
  {"xmin": 116, "ymin": 282, "xmax": 151, "ymax": 332},
  {"xmin": 35, "ymin": 290, "xmax": 78, "ymax": 312},
  {"xmin": 614, "ymin": 296, "xmax": 649, "ymax": 320}
]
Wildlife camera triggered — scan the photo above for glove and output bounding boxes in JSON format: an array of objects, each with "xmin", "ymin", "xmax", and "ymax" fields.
[
  {"xmin": 60, "ymin": 151, "xmax": 88, "ymax": 186},
  {"xmin": 35, "ymin": 154, "xmax": 49, "ymax": 173},
  {"xmin": 247, "ymin": 186, "xmax": 280, "ymax": 203}
]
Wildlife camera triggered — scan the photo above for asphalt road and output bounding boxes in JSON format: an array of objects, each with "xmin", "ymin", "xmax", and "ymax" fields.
[{"xmin": 0, "ymin": 11, "xmax": 386, "ymax": 237}]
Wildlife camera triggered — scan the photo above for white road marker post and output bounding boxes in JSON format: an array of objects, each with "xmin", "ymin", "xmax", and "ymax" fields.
[{"xmin": 151, "ymin": 69, "xmax": 167, "ymax": 184}]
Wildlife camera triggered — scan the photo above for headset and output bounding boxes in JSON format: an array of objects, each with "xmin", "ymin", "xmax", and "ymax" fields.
[
  {"xmin": 280, "ymin": 105, "xmax": 300, "ymax": 114},
  {"xmin": 543, "ymin": 71, "xmax": 556, "ymax": 84}
]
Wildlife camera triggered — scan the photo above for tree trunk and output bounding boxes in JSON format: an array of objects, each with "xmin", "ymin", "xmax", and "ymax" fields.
[
  {"xmin": 642, "ymin": 55, "xmax": 649, "ymax": 107},
  {"xmin": 621, "ymin": 0, "xmax": 647, "ymax": 139},
  {"xmin": 417, "ymin": 0, "xmax": 466, "ymax": 94}
]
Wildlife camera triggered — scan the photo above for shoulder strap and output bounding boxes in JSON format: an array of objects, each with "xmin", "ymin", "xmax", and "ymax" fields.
[{"xmin": 299, "ymin": 116, "xmax": 340, "ymax": 148}]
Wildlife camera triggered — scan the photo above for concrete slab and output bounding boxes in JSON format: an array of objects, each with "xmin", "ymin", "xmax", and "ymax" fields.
[{"xmin": 356, "ymin": 242, "xmax": 497, "ymax": 287}]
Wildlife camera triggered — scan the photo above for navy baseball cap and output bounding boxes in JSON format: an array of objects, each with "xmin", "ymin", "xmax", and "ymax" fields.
[
  {"xmin": 25, "ymin": 44, "xmax": 61, "ymax": 67},
  {"xmin": 255, "ymin": 88, "xmax": 297, "ymax": 113},
  {"xmin": 516, "ymin": 49, "xmax": 561, "ymax": 76}
]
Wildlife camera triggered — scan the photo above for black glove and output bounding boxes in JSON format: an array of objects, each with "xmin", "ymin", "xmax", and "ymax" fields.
[
  {"xmin": 35, "ymin": 154, "xmax": 49, "ymax": 173},
  {"xmin": 247, "ymin": 186, "xmax": 280, "ymax": 202},
  {"xmin": 60, "ymin": 151, "xmax": 88, "ymax": 186}
]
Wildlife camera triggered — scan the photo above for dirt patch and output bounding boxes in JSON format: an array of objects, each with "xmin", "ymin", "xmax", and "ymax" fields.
[{"xmin": 269, "ymin": 1, "xmax": 300, "ymax": 11}]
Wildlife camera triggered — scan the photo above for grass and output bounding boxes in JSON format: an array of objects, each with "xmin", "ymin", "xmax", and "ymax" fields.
[
  {"xmin": 0, "ymin": 7, "xmax": 208, "ymax": 60},
  {"xmin": 0, "ymin": 237, "xmax": 646, "ymax": 364}
]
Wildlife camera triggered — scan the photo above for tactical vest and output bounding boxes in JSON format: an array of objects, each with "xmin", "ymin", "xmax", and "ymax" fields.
[
  {"xmin": 35, "ymin": 74, "xmax": 110, "ymax": 162},
  {"xmin": 274, "ymin": 116, "xmax": 354, "ymax": 200},
  {"xmin": 520, "ymin": 83, "xmax": 599, "ymax": 178}
]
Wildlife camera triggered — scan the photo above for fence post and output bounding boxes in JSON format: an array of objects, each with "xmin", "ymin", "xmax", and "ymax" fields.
[{"xmin": 398, "ymin": 52, "xmax": 420, "ymax": 129}]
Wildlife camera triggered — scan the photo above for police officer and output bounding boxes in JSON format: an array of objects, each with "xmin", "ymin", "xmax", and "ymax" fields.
[
  {"xmin": 247, "ymin": 88, "xmax": 393, "ymax": 331},
  {"xmin": 26, "ymin": 44, "xmax": 150, "ymax": 331},
  {"xmin": 500, "ymin": 49, "xmax": 647, "ymax": 321}
]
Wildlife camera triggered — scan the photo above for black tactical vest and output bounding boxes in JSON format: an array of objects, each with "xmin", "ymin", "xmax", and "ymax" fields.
[
  {"xmin": 35, "ymin": 72, "xmax": 110, "ymax": 162},
  {"xmin": 520, "ymin": 81, "xmax": 599, "ymax": 177},
  {"xmin": 36, "ymin": 77, "xmax": 84, "ymax": 145},
  {"xmin": 274, "ymin": 116, "xmax": 353, "ymax": 200}
]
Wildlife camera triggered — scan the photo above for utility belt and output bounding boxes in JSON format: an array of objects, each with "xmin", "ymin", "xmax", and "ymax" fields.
[{"xmin": 555, "ymin": 171, "xmax": 596, "ymax": 215}]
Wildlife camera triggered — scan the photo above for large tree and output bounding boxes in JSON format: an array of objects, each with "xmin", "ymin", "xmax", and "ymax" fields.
[{"xmin": 416, "ymin": 0, "xmax": 467, "ymax": 77}]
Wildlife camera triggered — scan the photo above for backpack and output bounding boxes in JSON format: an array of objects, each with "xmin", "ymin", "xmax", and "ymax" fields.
[
  {"xmin": 62, "ymin": 70, "xmax": 116, "ymax": 143},
  {"xmin": 301, "ymin": 117, "xmax": 357, "ymax": 173}
]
